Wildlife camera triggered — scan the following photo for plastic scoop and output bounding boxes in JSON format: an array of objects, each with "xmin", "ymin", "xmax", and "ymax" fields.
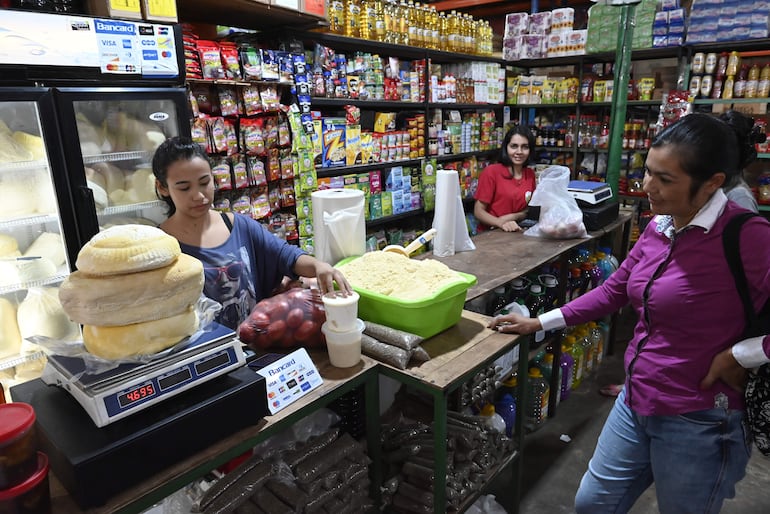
[{"xmin": 382, "ymin": 228, "xmax": 437, "ymax": 258}]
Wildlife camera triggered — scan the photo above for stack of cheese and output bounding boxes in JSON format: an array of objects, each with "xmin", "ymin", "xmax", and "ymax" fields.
[{"xmin": 59, "ymin": 225, "xmax": 204, "ymax": 359}]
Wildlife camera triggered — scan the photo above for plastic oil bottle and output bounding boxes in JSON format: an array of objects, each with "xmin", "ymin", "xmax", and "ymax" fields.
[
  {"xmin": 564, "ymin": 334, "xmax": 584, "ymax": 389},
  {"xmin": 344, "ymin": 0, "xmax": 361, "ymax": 38},
  {"xmin": 539, "ymin": 353, "xmax": 561, "ymax": 407},
  {"xmin": 526, "ymin": 367, "xmax": 550, "ymax": 431},
  {"xmin": 559, "ymin": 344, "xmax": 575, "ymax": 401},
  {"xmin": 329, "ymin": 0, "xmax": 345, "ymax": 34},
  {"xmin": 372, "ymin": 0, "xmax": 385, "ymax": 42},
  {"xmin": 577, "ymin": 325, "xmax": 595, "ymax": 378},
  {"xmin": 588, "ymin": 321, "xmax": 604, "ymax": 369}
]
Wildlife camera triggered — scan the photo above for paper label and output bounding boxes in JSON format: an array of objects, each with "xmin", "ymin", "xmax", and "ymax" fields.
[
  {"xmin": 255, "ymin": 349, "xmax": 323, "ymax": 414},
  {"xmin": 147, "ymin": 0, "xmax": 177, "ymax": 17},
  {"xmin": 110, "ymin": 0, "xmax": 142, "ymax": 13}
]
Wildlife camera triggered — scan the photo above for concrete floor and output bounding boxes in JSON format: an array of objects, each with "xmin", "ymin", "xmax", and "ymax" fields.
[{"xmin": 487, "ymin": 310, "xmax": 770, "ymax": 514}]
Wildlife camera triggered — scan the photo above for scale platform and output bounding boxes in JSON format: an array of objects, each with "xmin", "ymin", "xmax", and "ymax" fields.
[
  {"xmin": 11, "ymin": 364, "xmax": 267, "ymax": 509},
  {"xmin": 568, "ymin": 180, "xmax": 614, "ymax": 205},
  {"xmin": 42, "ymin": 323, "xmax": 245, "ymax": 427}
]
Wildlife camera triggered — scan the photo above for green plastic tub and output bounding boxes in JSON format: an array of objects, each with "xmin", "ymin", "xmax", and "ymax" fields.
[{"xmin": 335, "ymin": 256, "xmax": 477, "ymax": 339}]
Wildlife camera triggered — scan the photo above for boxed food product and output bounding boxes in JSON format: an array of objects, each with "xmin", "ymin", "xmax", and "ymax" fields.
[
  {"xmin": 322, "ymin": 118, "xmax": 346, "ymax": 168},
  {"xmin": 87, "ymin": 0, "xmax": 142, "ymax": 20},
  {"xmin": 141, "ymin": 0, "xmax": 177, "ymax": 22},
  {"xmin": 336, "ymin": 255, "xmax": 477, "ymax": 338}
]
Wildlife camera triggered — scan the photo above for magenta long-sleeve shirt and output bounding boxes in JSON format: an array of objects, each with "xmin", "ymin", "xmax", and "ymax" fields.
[{"xmin": 562, "ymin": 195, "xmax": 770, "ymax": 416}]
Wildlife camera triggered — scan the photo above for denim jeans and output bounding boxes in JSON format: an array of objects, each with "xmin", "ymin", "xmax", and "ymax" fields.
[{"xmin": 575, "ymin": 388, "xmax": 751, "ymax": 514}]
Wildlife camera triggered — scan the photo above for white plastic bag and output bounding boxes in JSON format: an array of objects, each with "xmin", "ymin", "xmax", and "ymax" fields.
[
  {"xmin": 465, "ymin": 494, "xmax": 508, "ymax": 514},
  {"xmin": 526, "ymin": 166, "xmax": 588, "ymax": 239}
]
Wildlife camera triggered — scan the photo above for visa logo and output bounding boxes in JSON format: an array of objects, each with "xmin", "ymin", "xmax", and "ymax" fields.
[{"xmin": 101, "ymin": 40, "xmax": 117, "ymax": 46}]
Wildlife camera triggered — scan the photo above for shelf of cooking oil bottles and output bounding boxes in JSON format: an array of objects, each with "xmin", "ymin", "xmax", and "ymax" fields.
[{"xmin": 327, "ymin": 0, "xmax": 495, "ymax": 56}]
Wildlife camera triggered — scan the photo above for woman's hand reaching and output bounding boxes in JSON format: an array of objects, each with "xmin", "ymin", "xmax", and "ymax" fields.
[
  {"xmin": 700, "ymin": 347, "xmax": 748, "ymax": 393},
  {"xmin": 487, "ymin": 312, "xmax": 541, "ymax": 334},
  {"xmin": 313, "ymin": 260, "xmax": 353, "ymax": 297}
]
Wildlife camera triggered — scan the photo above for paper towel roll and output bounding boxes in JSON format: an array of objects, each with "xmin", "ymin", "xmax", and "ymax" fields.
[
  {"xmin": 311, "ymin": 188, "xmax": 366, "ymax": 265},
  {"xmin": 431, "ymin": 169, "xmax": 475, "ymax": 257}
]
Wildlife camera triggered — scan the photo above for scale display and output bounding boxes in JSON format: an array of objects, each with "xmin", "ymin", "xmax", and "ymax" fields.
[{"xmin": 42, "ymin": 325, "xmax": 246, "ymax": 427}]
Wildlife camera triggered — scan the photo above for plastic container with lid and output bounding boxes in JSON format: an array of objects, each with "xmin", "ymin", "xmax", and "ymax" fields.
[
  {"xmin": 0, "ymin": 452, "xmax": 51, "ymax": 514},
  {"xmin": 0, "ymin": 403, "xmax": 38, "ymax": 490},
  {"xmin": 321, "ymin": 318, "xmax": 365, "ymax": 368}
]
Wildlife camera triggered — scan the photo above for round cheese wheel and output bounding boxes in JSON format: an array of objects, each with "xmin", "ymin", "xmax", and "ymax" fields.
[
  {"xmin": 0, "ymin": 234, "xmax": 20, "ymax": 257},
  {"xmin": 76, "ymin": 224, "xmax": 180, "ymax": 276},
  {"xmin": 83, "ymin": 307, "xmax": 199, "ymax": 360},
  {"xmin": 60, "ymin": 253, "xmax": 204, "ymax": 326}
]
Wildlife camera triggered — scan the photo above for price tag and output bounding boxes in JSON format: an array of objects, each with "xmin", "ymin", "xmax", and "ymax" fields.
[{"xmin": 253, "ymin": 349, "xmax": 322, "ymax": 415}]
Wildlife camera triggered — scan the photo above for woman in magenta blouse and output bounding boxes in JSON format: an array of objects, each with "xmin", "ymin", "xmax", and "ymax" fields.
[{"xmin": 490, "ymin": 113, "xmax": 770, "ymax": 514}]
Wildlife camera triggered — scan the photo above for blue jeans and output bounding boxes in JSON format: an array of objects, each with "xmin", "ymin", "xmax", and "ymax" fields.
[{"xmin": 575, "ymin": 388, "xmax": 751, "ymax": 514}]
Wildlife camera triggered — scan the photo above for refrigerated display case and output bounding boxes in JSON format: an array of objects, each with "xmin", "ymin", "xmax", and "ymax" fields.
[
  {"xmin": 55, "ymin": 87, "xmax": 190, "ymax": 250},
  {"xmin": 0, "ymin": 11, "xmax": 190, "ymax": 401},
  {"xmin": 0, "ymin": 90, "xmax": 81, "ymax": 400}
]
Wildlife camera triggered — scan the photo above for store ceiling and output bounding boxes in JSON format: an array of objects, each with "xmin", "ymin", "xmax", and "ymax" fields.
[{"xmin": 428, "ymin": 0, "xmax": 595, "ymax": 20}]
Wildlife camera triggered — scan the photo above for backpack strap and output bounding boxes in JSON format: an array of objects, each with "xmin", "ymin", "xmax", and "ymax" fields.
[{"xmin": 722, "ymin": 212, "xmax": 761, "ymax": 337}]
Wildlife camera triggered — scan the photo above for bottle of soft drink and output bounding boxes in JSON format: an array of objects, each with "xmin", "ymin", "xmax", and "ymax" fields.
[
  {"xmin": 508, "ymin": 277, "xmax": 529, "ymax": 305},
  {"xmin": 494, "ymin": 394, "xmax": 517, "ymax": 438},
  {"xmin": 538, "ymin": 274, "xmax": 559, "ymax": 308},
  {"xmin": 559, "ymin": 344, "xmax": 575, "ymax": 401},
  {"xmin": 588, "ymin": 321, "xmax": 604, "ymax": 369},
  {"xmin": 526, "ymin": 367, "xmax": 550, "ymax": 431}
]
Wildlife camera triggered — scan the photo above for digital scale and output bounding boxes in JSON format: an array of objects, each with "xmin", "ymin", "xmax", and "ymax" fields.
[
  {"xmin": 41, "ymin": 323, "xmax": 246, "ymax": 427},
  {"xmin": 568, "ymin": 180, "xmax": 614, "ymax": 205}
]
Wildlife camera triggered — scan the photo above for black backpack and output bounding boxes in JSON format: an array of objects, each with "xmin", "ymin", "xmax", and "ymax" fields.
[{"xmin": 722, "ymin": 212, "xmax": 770, "ymax": 456}]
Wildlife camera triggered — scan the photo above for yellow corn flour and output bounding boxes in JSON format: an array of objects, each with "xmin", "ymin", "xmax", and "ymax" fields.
[{"xmin": 337, "ymin": 251, "xmax": 464, "ymax": 300}]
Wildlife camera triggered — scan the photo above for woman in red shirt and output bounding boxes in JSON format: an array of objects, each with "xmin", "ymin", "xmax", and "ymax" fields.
[{"xmin": 474, "ymin": 124, "xmax": 537, "ymax": 232}]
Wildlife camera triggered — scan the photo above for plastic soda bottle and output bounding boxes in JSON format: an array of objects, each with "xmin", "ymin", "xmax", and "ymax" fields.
[
  {"xmin": 494, "ymin": 394, "xmax": 517, "ymax": 438},
  {"xmin": 559, "ymin": 344, "xmax": 575, "ymax": 401},
  {"xmin": 526, "ymin": 367, "xmax": 550, "ymax": 431}
]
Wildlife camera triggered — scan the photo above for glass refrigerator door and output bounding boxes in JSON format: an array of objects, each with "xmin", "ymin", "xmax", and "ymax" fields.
[
  {"xmin": 0, "ymin": 96, "xmax": 79, "ymax": 400},
  {"xmin": 71, "ymin": 94, "xmax": 185, "ymax": 231}
]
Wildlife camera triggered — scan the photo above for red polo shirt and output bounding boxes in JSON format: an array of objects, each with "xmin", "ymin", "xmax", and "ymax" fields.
[{"xmin": 474, "ymin": 163, "xmax": 536, "ymax": 218}]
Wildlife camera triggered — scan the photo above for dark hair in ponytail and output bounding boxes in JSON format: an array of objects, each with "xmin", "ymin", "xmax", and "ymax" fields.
[
  {"xmin": 651, "ymin": 113, "xmax": 737, "ymax": 198},
  {"xmin": 719, "ymin": 110, "xmax": 766, "ymax": 171}
]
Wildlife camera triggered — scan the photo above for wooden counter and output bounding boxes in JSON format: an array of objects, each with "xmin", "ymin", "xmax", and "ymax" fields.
[
  {"xmin": 423, "ymin": 212, "xmax": 633, "ymax": 302},
  {"xmin": 53, "ymin": 354, "xmax": 381, "ymax": 514}
]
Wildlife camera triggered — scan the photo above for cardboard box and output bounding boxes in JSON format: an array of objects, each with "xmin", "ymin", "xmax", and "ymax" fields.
[
  {"xmin": 87, "ymin": 0, "xmax": 143, "ymax": 20},
  {"xmin": 302, "ymin": 0, "xmax": 327, "ymax": 17},
  {"xmin": 273, "ymin": 0, "xmax": 300, "ymax": 10},
  {"xmin": 141, "ymin": 0, "xmax": 177, "ymax": 23}
]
